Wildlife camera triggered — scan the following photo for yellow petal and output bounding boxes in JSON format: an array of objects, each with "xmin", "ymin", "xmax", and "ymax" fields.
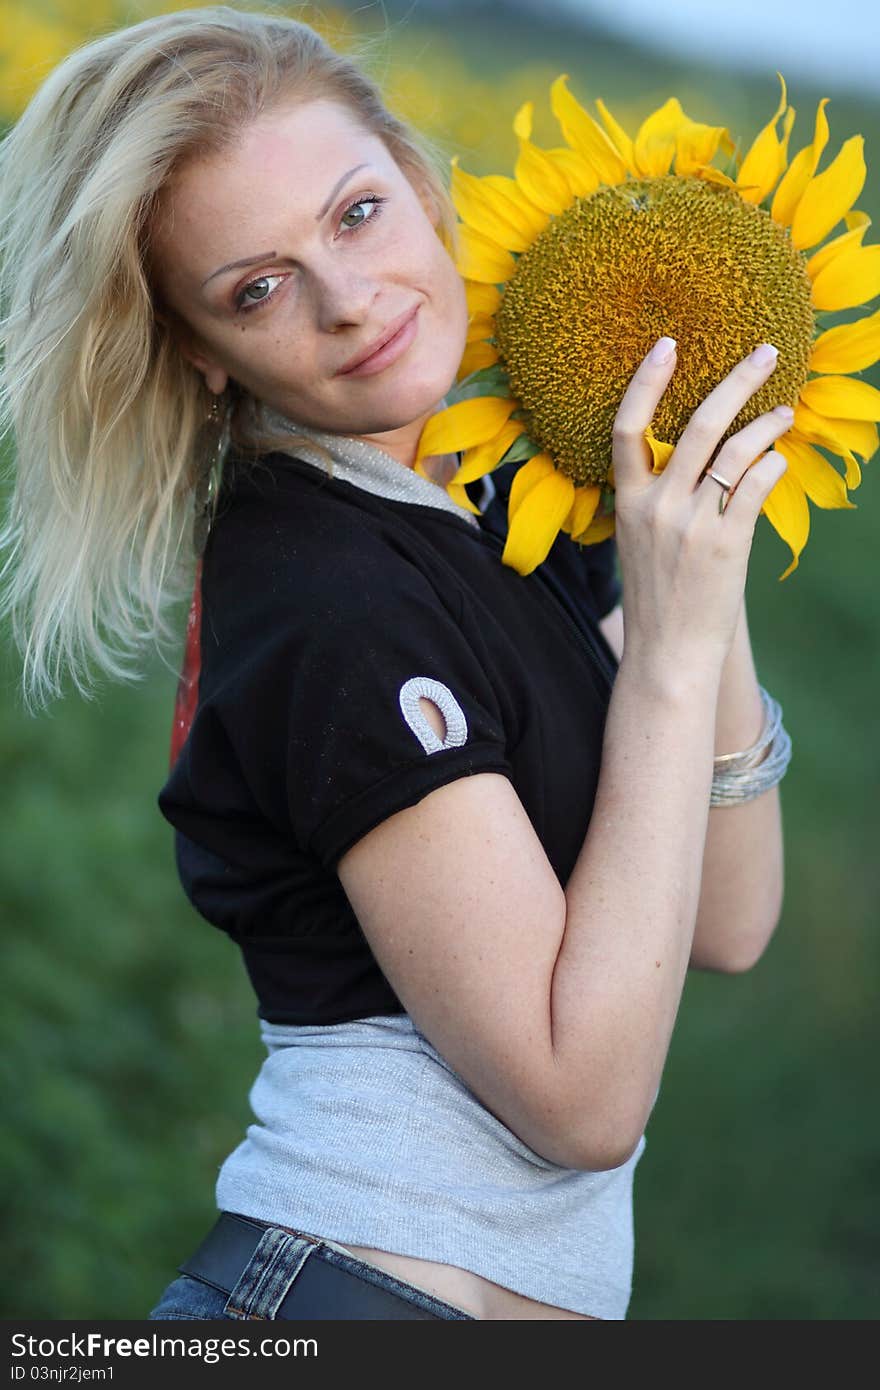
[
  {"xmin": 465, "ymin": 282, "xmax": 502, "ymax": 318},
  {"xmin": 416, "ymin": 395, "xmax": 516, "ymax": 461},
  {"xmin": 482, "ymin": 174, "xmax": 550, "ymax": 236},
  {"xmin": 594, "ymin": 97, "xmax": 636, "ymax": 174},
  {"xmin": 455, "ymin": 419, "xmax": 525, "ymax": 484},
  {"xmin": 546, "ymin": 146, "xmax": 602, "ymax": 198},
  {"xmin": 791, "ymin": 135, "xmax": 867, "ymax": 250},
  {"xmin": 465, "ymin": 312, "xmax": 495, "ymax": 345},
  {"xmin": 513, "ymin": 100, "xmax": 534, "ymax": 142},
  {"xmin": 737, "ymin": 72, "xmax": 789, "ymax": 205},
  {"xmin": 565, "ymin": 484, "xmax": 602, "ymax": 540},
  {"xmin": 514, "ymin": 129, "xmax": 575, "ymax": 216},
  {"xmin": 674, "ymin": 116, "xmax": 733, "ymax": 178},
  {"xmin": 450, "ymin": 159, "xmax": 546, "ymax": 252},
  {"xmin": 445, "ymin": 481, "xmax": 482, "ymax": 515},
  {"xmin": 845, "ymin": 457, "xmax": 862, "ymax": 489},
  {"xmin": 775, "ymin": 436, "xmax": 856, "ymax": 509},
  {"xmin": 800, "ymin": 375, "xmax": 880, "ymax": 421},
  {"xmin": 503, "ymin": 461, "xmax": 576, "ymax": 576},
  {"xmin": 771, "ymin": 98, "xmax": 830, "ymax": 226},
  {"xmin": 810, "ymin": 242, "xmax": 880, "ymax": 313},
  {"xmin": 645, "ymin": 425, "xmax": 675, "ymax": 474},
  {"xmin": 792, "ymin": 406, "xmax": 877, "ymax": 479},
  {"xmin": 550, "ymin": 74, "xmax": 627, "ymax": 186},
  {"xmin": 456, "ymin": 340, "xmax": 499, "ymax": 379},
  {"xmin": 810, "ymin": 306, "xmax": 880, "ymax": 374},
  {"xmin": 508, "ymin": 452, "xmax": 556, "ymax": 517},
  {"xmin": 806, "ymin": 209, "xmax": 871, "ymax": 279},
  {"xmin": 793, "ymin": 428, "xmax": 863, "ymax": 488},
  {"xmin": 696, "ymin": 165, "xmax": 760, "ymax": 192},
  {"xmin": 832, "ymin": 419, "xmax": 878, "ymax": 461},
  {"xmin": 633, "ymin": 97, "xmax": 684, "ymax": 178},
  {"xmin": 788, "ymin": 424, "xmax": 861, "ymax": 487},
  {"xmin": 577, "ymin": 513, "xmax": 616, "ymax": 545},
  {"xmin": 761, "ymin": 465, "xmax": 810, "ymax": 581},
  {"xmin": 455, "ymin": 224, "xmax": 516, "ymax": 284}
]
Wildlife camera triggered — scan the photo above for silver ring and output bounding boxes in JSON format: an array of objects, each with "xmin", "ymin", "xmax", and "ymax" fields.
[
  {"xmin": 706, "ymin": 467, "xmax": 734, "ymax": 514},
  {"xmin": 706, "ymin": 468, "xmax": 734, "ymax": 490}
]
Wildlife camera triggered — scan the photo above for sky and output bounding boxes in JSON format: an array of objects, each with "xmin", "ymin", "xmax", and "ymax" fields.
[{"xmin": 554, "ymin": 0, "xmax": 880, "ymax": 97}]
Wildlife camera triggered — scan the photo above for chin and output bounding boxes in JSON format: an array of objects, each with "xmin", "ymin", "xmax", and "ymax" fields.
[{"xmin": 355, "ymin": 362, "xmax": 464, "ymax": 433}]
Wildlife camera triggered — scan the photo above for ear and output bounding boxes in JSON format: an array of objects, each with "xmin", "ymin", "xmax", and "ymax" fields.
[
  {"xmin": 182, "ymin": 349, "xmax": 229, "ymax": 397},
  {"xmin": 157, "ymin": 306, "xmax": 229, "ymax": 395}
]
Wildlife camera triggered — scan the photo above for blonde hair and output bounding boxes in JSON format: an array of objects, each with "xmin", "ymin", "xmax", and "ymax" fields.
[{"xmin": 0, "ymin": 4, "xmax": 458, "ymax": 713}]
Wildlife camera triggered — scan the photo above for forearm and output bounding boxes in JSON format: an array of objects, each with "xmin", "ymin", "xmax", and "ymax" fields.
[
  {"xmin": 690, "ymin": 600, "xmax": 785, "ymax": 970},
  {"xmin": 549, "ymin": 650, "xmax": 721, "ymax": 1162}
]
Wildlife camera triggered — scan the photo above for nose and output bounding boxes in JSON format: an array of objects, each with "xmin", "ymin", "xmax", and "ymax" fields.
[{"xmin": 311, "ymin": 260, "xmax": 381, "ymax": 334}]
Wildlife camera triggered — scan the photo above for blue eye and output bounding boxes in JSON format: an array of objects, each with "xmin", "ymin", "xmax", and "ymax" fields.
[
  {"xmin": 235, "ymin": 273, "xmax": 285, "ymax": 315},
  {"xmin": 338, "ymin": 194, "xmax": 387, "ymax": 233}
]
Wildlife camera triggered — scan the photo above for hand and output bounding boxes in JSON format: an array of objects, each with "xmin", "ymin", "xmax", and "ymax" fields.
[{"xmin": 610, "ymin": 338, "xmax": 792, "ymax": 674}]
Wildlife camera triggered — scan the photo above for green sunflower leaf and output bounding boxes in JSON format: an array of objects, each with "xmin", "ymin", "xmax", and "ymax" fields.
[
  {"xmin": 445, "ymin": 362, "xmax": 512, "ymax": 405},
  {"xmin": 500, "ymin": 433, "xmax": 543, "ymax": 464}
]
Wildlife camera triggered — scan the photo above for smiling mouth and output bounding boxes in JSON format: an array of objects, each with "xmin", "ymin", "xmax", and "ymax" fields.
[{"xmin": 336, "ymin": 305, "xmax": 421, "ymax": 377}]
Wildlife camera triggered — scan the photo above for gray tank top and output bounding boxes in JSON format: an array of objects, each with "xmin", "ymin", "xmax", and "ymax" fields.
[{"xmin": 215, "ymin": 1013, "xmax": 646, "ymax": 1320}]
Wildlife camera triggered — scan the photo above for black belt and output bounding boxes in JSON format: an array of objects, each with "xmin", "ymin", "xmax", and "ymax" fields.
[{"xmin": 178, "ymin": 1211, "xmax": 472, "ymax": 1320}]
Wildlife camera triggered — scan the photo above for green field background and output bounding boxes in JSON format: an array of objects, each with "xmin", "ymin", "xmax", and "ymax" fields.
[{"xmin": 1, "ymin": 1, "xmax": 878, "ymax": 1320}]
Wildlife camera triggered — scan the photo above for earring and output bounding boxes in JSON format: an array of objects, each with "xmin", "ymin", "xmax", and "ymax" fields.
[{"xmin": 192, "ymin": 394, "xmax": 231, "ymax": 557}]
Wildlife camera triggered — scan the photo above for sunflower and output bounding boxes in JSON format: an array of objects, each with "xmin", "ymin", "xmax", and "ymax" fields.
[{"xmin": 414, "ymin": 74, "xmax": 880, "ymax": 580}]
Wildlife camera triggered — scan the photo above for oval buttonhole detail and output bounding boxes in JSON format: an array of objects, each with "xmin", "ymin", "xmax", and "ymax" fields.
[{"xmin": 398, "ymin": 676, "xmax": 468, "ymax": 754}]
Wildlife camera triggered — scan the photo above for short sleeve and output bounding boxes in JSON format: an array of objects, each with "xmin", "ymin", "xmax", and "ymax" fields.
[{"xmin": 216, "ymin": 559, "xmax": 514, "ymax": 873}]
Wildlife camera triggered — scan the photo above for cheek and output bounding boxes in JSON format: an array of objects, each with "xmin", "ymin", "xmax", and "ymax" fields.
[
  {"xmin": 440, "ymin": 259, "xmax": 469, "ymax": 353},
  {"xmin": 422, "ymin": 236, "xmax": 467, "ymax": 326}
]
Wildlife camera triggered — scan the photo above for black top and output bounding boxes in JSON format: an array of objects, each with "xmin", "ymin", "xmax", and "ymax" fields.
[{"xmin": 157, "ymin": 448, "xmax": 622, "ymax": 1025}]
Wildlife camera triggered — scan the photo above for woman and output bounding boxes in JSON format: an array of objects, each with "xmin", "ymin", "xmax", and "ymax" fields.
[{"xmin": 0, "ymin": 7, "xmax": 792, "ymax": 1320}]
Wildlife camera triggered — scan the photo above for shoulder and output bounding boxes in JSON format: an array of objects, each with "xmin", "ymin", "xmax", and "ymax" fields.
[
  {"xmin": 205, "ymin": 451, "xmax": 447, "ymax": 632},
  {"xmin": 211, "ymin": 450, "xmax": 381, "ymax": 565}
]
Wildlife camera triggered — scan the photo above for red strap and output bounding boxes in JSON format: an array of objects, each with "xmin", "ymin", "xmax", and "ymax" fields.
[{"xmin": 169, "ymin": 558, "xmax": 203, "ymax": 771}]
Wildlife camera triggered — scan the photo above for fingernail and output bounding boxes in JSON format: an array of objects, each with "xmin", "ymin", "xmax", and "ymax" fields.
[
  {"xmin": 649, "ymin": 336, "xmax": 676, "ymax": 364},
  {"xmin": 773, "ymin": 404, "xmax": 795, "ymax": 421},
  {"xmin": 750, "ymin": 342, "xmax": 778, "ymax": 368}
]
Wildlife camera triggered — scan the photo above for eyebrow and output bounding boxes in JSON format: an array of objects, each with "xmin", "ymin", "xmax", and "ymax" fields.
[
  {"xmin": 316, "ymin": 163, "xmax": 369, "ymax": 219},
  {"xmin": 200, "ymin": 163, "xmax": 371, "ymax": 289},
  {"xmin": 201, "ymin": 250, "xmax": 278, "ymax": 288}
]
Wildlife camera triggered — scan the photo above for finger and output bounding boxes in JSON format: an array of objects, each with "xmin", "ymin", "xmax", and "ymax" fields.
[
  {"xmin": 611, "ymin": 337, "xmax": 677, "ymax": 489},
  {"xmin": 663, "ymin": 342, "xmax": 781, "ymax": 493},
  {"xmin": 719, "ymin": 449, "xmax": 788, "ymax": 527},
  {"xmin": 696, "ymin": 404, "xmax": 795, "ymax": 513}
]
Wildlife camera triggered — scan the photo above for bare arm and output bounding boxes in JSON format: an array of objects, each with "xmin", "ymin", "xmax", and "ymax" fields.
[
  {"xmin": 599, "ymin": 597, "xmax": 785, "ymax": 971},
  {"xmin": 544, "ymin": 645, "xmax": 720, "ymax": 1166},
  {"xmin": 340, "ymin": 658, "xmax": 720, "ymax": 1174},
  {"xmin": 691, "ymin": 598, "xmax": 785, "ymax": 970}
]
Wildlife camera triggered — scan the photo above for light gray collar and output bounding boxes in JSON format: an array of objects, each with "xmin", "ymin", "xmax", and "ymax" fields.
[{"xmin": 260, "ymin": 410, "xmax": 494, "ymax": 527}]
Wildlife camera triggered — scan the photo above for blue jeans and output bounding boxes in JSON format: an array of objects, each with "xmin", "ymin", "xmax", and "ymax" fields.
[{"xmin": 149, "ymin": 1216, "xmax": 476, "ymax": 1321}]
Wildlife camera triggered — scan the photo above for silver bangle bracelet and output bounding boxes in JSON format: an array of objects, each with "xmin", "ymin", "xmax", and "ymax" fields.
[{"xmin": 709, "ymin": 685, "xmax": 792, "ymax": 806}]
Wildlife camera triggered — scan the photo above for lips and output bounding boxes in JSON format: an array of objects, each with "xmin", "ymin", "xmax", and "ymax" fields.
[{"xmin": 336, "ymin": 305, "xmax": 420, "ymax": 376}]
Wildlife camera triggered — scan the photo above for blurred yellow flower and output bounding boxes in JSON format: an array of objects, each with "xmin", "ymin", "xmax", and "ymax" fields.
[
  {"xmin": 418, "ymin": 74, "xmax": 879, "ymax": 580},
  {"xmin": 0, "ymin": 1, "xmax": 356, "ymax": 119}
]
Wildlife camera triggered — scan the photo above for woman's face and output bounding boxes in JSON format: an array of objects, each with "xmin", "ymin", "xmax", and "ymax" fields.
[{"xmin": 149, "ymin": 98, "xmax": 468, "ymax": 458}]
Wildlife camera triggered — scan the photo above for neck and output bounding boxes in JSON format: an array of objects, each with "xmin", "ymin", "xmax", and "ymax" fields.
[
  {"xmin": 263, "ymin": 402, "xmax": 458, "ymax": 488},
  {"xmin": 349, "ymin": 407, "xmax": 458, "ymax": 487}
]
